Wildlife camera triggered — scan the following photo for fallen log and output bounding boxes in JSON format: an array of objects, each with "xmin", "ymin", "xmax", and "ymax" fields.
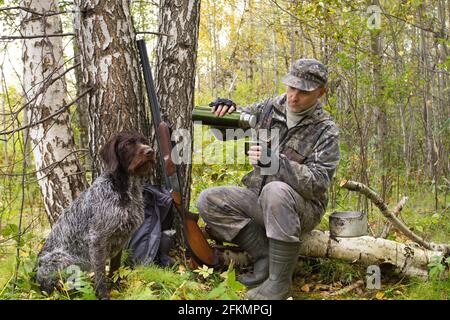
[
  {"xmin": 221, "ymin": 230, "xmax": 442, "ymax": 279},
  {"xmin": 299, "ymin": 230, "xmax": 443, "ymax": 279}
]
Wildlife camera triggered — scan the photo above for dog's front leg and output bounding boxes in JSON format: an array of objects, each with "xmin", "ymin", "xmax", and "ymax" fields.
[
  {"xmin": 109, "ymin": 250, "xmax": 122, "ymax": 287},
  {"xmin": 89, "ymin": 237, "xmax": 109, "ymax": 300}
]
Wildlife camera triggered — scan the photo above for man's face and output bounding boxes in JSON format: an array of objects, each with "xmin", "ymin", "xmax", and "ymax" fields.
[{"xmin": 286, "ymin": 86, "xmax": 325, "ymax": 113}]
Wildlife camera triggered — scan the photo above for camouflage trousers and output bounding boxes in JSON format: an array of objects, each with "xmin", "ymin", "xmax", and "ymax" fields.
[{"xmin": 197, "ymin": 181, "xmax": 323, "ymax": 243}]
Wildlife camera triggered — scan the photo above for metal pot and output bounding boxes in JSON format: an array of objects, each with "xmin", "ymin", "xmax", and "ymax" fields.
[{"xmin": 329, "ymin": 211, "xmax": 368, "ymax": 238}]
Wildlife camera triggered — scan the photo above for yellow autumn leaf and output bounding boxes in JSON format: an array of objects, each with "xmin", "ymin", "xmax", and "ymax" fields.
[
  {"xmin": 315, "ymin": 284, "xmax": 329, "ymax": 291},
  {"xmin": 178, "ymin": 265, "xmax": 186, "ymax": 275},
  {"xmin": 375, "ymin": 291, "xmax": 385, "ymax": 300}
]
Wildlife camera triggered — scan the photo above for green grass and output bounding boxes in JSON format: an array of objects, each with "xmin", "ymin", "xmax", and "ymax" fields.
[
  {"xmin": 113, "ymin": 264, "xmax": 233, "ymax": 300},
  {"xmin": 0, "ymin": 250, "xmax": 246, "ymax": 300},
  {"xmin": 0, "ymin": 253, "xmax": 15, "ymax": 291},
  {"xmin": 402, "ymin": 278, "xmax": 450, "ymax": 300},
  {"xmin": 115, "ymin": 261, "xmax": 245, "ymax": 300}
]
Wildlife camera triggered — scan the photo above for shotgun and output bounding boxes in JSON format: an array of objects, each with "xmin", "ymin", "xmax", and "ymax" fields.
[{"xmin": 137, "ymin": 39, "xmax": 219, "ymax": 268}]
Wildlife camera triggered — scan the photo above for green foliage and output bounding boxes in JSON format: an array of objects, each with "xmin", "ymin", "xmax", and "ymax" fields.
[
  {"xmin": 306, "ymin": 258, "xmax": 364, "ymax": 286},
  {"xmin": 111, "ymin": 266, "xmax": 133, "ymax": 283},
  {"xmin": 1, "ymin": 224, "xmax": 18, "ymax": 239},
  {"xmin": 116, "ymin": 263, "xmax": 245, "ymax": 300},
  {"xmin": 402, "ymin": 277, "xmax": 450, "ymax": 300},
  {"xmin": 189, "ymin": 123, "xmax": 252, "ymax": 212},
  {"xmin": 438, "ymin": 118, "xmax": 450, "ymax": 135},
  {"xmin": 206, "ymin": 263, "xmax": 245, "ymax": 300},
  {"xmin": 0, "ymin": 237, "xmax": 42, "ymax": 299},
  {"xmin": 428, "ymin": 256, "xmax": 450, "ymax": 280},
  {"xmin": 58, "ymin": 267, "xmax": 97, "ymax": 300}
]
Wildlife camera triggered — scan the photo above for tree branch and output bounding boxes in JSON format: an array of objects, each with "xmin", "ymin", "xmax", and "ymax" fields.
[
  {"xmin": 0, "ymin": 87, "xmax": 92, "ymax": 136},
  {"xmin": 379, "ymin": 196, "xmax": 409, "ymax": 239},
  {"xmin": 0, "ymin": 33, "xmax": 75, "ymax": 41},
  {"xmin": 340, "ymin": 180, "xmax": 450, "ymax": 255},
  {"xmin": 0, "ymin": 6, "xmax": 74, "ymax": 17},
  {"xmin": 0, "ymin": 149, "xmax": 88, "ymax": 177},
  {"xmin": 0, "ymin": 61, "xmax": 80, "ymax": 117},
  {"xmin": 381, "ymin": 11, "xmax": 448, "ymax": 39}
]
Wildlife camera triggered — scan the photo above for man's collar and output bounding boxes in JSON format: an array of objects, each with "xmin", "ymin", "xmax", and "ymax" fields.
[{"xmin": 272, "ymin": 95, "xmax": 330, "ymax": 126}]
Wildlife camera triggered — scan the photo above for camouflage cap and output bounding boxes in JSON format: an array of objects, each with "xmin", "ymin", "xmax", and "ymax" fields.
[{"xmin": 281, "ymin": 59, "xmax": 328, "ymax": 91}]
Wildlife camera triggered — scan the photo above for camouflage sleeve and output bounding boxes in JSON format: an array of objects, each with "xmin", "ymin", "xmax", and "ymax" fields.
[
  {"xmin": 237, "ymin": 94, "xmax": 286, "ymax": 123},
  {"xmin": 237, "ymin": 101, "xmax": 262, "ymax": 114},
  {"xmin": 276, "ymin": 128, "xmax": 340, "ymax": 200}
]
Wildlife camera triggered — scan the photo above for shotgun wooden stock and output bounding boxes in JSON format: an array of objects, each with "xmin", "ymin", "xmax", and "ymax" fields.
[
  {"xmin": 158, "ymin": 122, "xmax": 219, "ymax": 267},
  {"xmin": 158, "ymin": 122, "xmax": 176, "ymax": 176}
]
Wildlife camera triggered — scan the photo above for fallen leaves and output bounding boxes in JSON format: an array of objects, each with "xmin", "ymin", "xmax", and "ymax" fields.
[
  {"xmin": 298, "ymin": 280, "xmax": 351, "ymax": 296},
  {"xmin": 314, "ymin": 284, "xmax": 330, "ymax": 291},
  {"xmin": 301, "ymin": 284, "xmax": 310, "ymax": 292}
]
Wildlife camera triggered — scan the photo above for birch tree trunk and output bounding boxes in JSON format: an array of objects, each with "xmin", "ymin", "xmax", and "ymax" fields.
[
  {"xmin": 370, "ymin": 0, "xmax": 389, "ymax": 201},
  {"xmin": 272, "ymin": 23, "xmax": 279, "ymax": 90},
  {"xmin": 155, "ymin": 0, "xmax": 201, "ymax": 207},
  {"xmin": 210, "ymin": 0, "xmax": 219, "ymax": 97},
  {"xmin": 73, "ymin": 0, "xmax": 149, "ymax": 177},
  {"xmin": 73, "ymin": 37, "xmax": 91, "ymax": 169},
  {"xmin": 437, "ymin": 0, "xmax": 449, "ymax": 178},
  {"xmin": 289, "ymin": 0, "xmax": 296, "ymax": 63},
  {"xmin": 21, "ymin": 0, "xmax": 87, "ymax": 224},
  {"xmin": 418, "ymin": 3, "xmax": 437, "ymax": 180}
]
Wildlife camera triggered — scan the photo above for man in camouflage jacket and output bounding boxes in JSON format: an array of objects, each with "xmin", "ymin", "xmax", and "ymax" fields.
[{"xmin": 197, "ymin": 59, "xmax": 340, "ymax": 300}]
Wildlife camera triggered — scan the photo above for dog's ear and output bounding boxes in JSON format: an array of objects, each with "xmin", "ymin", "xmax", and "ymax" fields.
[{"xmin": 100, "ymin": 134, "xmax": 120, "ymax": 172}]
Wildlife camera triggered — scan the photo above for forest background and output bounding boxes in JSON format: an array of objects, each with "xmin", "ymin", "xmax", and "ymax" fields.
[{"xmin": 0, "ymin": 0, "xmax": 448, "ymax": 300}]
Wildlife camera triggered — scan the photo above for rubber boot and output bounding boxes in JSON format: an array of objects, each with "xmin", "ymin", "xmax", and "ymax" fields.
[
  {"xmin": 232, "ymin": 222, "xmax": 269, "ymax": 288},
  {"xmin": 246, "ymin": 238, "xmax": 300, "ymax": 300}
]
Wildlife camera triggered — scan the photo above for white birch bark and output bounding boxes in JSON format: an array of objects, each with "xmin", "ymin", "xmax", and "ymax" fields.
[
  {"xmin": 22, "ymin": 0, "xmax": 86, "ymax": 224},
  {"xmin": 155, "ymin": 0, "xmax": 201, "ymax": 205},
  {"xmin": 73, "ymin": 0, "xmax": 149, "ymax": 177}
]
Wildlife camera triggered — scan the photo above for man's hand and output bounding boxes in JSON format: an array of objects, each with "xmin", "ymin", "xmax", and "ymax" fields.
[
  {"xmin": 248, "ymin": 144, "xmax": 272, "ymax": 168},
  {"xmin": 248, "ymin": 145, "xmax": 262, "ymax": 166},
  {"xmin": 209, "ymin": 98, "xmax": 236, "ymax": 117}
]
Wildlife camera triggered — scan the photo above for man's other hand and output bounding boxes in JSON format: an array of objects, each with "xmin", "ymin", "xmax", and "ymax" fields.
[{"xmin": 248, "ymin": 145, "xmax": 262, "ymax": 166}]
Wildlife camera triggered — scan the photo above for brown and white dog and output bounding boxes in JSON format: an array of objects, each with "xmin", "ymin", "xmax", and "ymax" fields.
[{"xmin": 36, "ymin": 132, "xmax": 155, "ymax": 299}]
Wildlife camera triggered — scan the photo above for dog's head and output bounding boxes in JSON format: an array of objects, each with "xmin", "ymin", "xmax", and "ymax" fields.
[{"xmin": 100, "ymin": 132, "xmax": 156, "ymax": 176}]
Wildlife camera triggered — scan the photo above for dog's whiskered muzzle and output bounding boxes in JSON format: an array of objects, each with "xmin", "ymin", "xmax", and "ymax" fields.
[{"xmin": 145, "ymin": 148, "xmax": 156, "ymax": 162}]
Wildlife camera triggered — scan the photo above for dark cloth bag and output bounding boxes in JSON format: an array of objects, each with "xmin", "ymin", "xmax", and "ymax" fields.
[{"xmin": 125, "ymin": 184, "xmax": 176, "ymax": 267}]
